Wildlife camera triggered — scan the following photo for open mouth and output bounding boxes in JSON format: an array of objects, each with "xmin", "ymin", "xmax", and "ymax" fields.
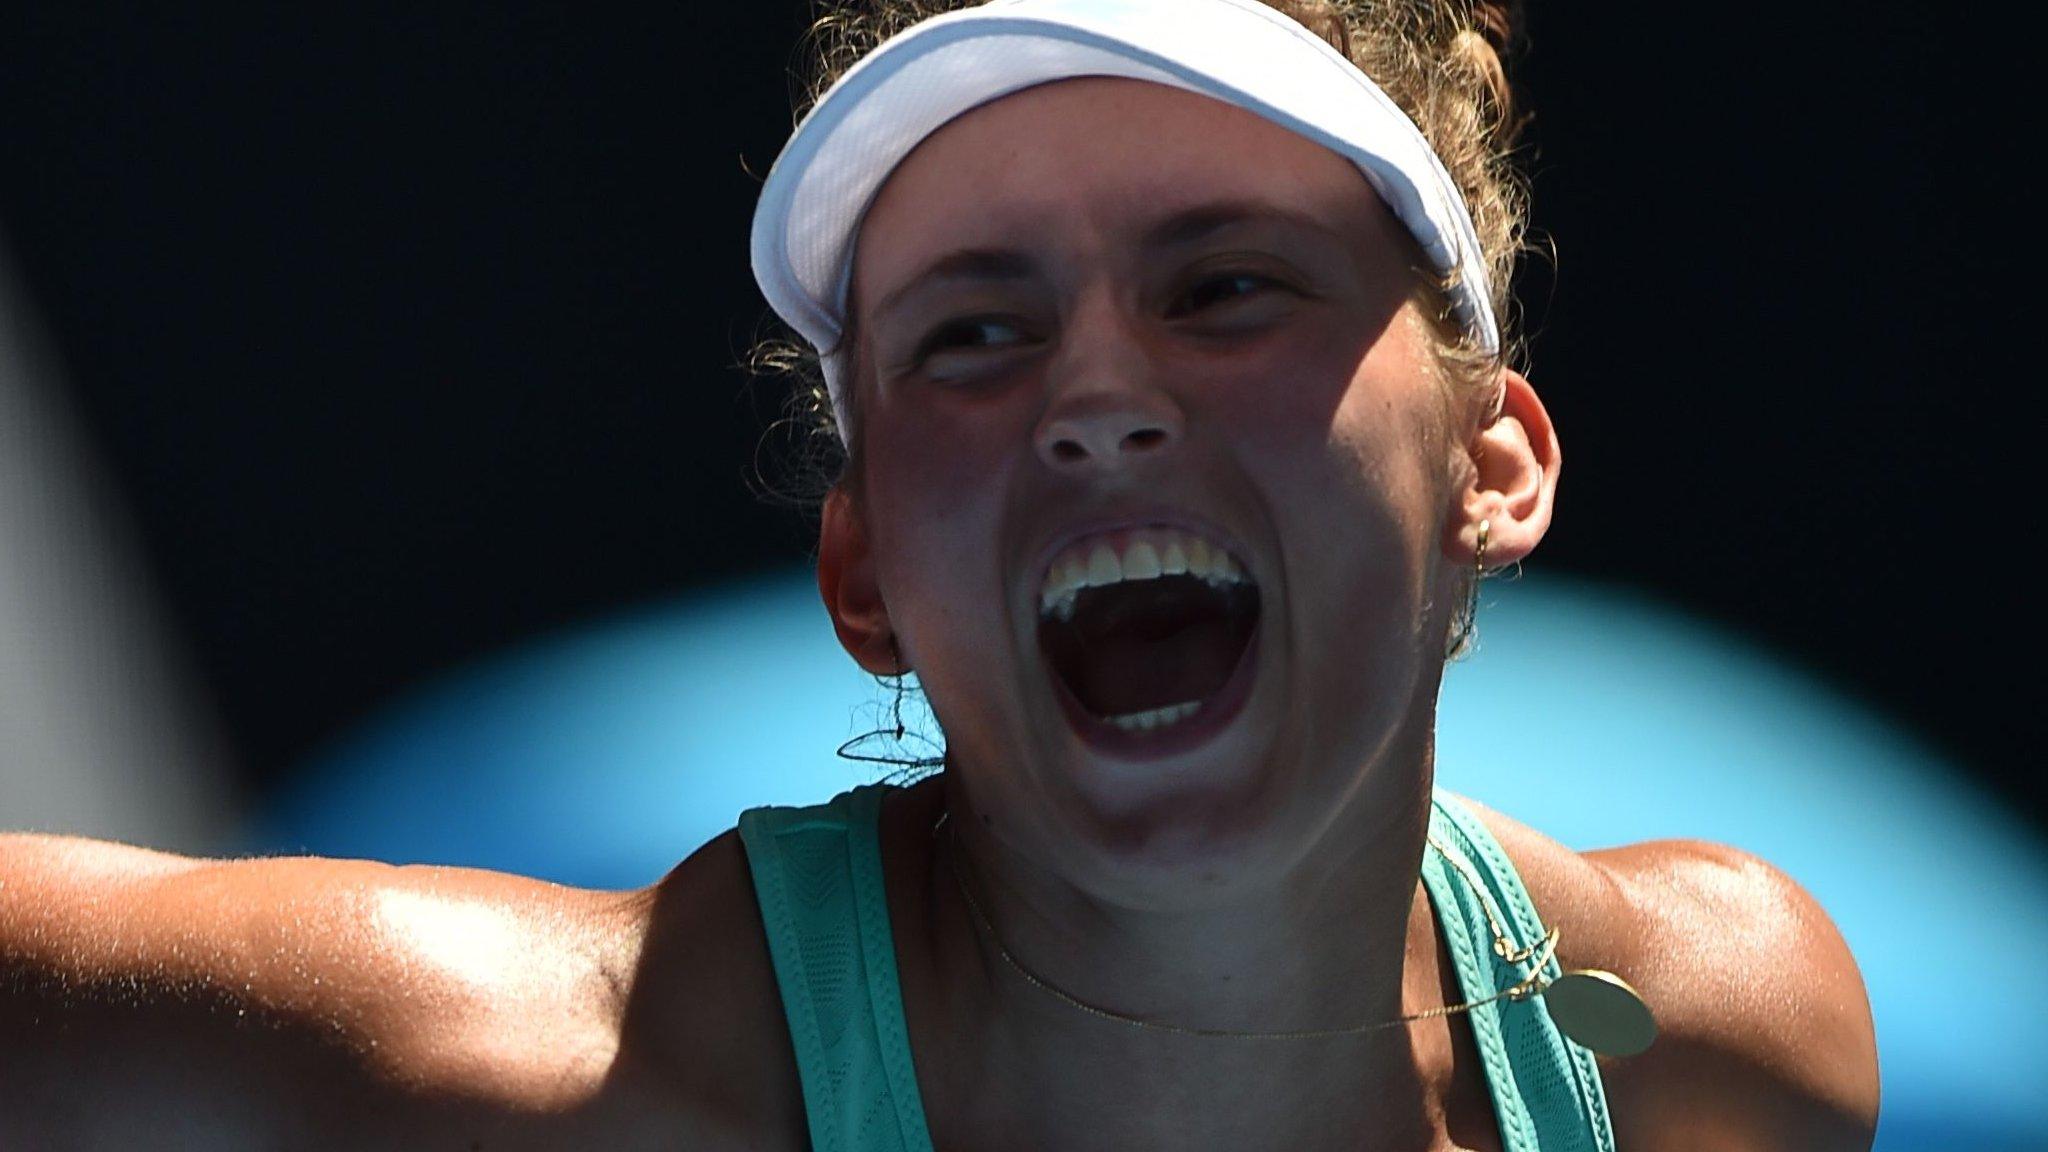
[{"xmin": 1036, "ymin": 572, "xmax": 1262, "ymax": 737}]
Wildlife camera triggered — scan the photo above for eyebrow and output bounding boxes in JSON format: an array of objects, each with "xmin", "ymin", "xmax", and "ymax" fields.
[
  {"xmin": 872, "ymin": 249, "xmax": 1035, "ymax": 322},
  {"xmin": 1143, "ymin": 199, "xmax": 1330, "ymax": 249},
  {"xmin": 868, "ymin": 199, "xmax": 1335, "ymax": 323}
]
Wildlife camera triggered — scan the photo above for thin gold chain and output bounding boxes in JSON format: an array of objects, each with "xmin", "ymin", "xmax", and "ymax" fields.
[{"xmin": 932, "ymin": 810, "xmax": 1559, "ymax": 1040}]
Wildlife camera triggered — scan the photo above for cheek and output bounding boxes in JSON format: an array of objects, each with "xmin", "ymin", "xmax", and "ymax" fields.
[
  {"xmin": 1221, "ymin": 317, "xmax": 1445, "ymax": 579},
  {"xmin": 1211, "ymin": 316, "xmax": 1408, "ymax": 480},
  {"xmin": 858, "ymin": 406, "xmax": 1029, "ymax": 735},
  {"xmin": 861, "ymin": 400, "xmax": 1015, "ymax": 621},
  {"xmin": 864, "ymin": 393, "xmax": 1011, "ymax": 524}
]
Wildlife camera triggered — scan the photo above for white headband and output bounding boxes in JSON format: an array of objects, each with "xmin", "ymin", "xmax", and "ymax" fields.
[{"xmin": 748, "ymin": 0, "xmax": 1500, "ymax": 442}]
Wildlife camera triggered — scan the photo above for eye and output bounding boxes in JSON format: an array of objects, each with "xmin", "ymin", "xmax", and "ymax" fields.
[
  {"xmin": 918, "ymin": 317, "xmax": 1028, "ymax": 358},
  {"xmin": 903, "ymin": 316, "xmax": 1040, "ymax": 382},
  {"xmin": 1168, "ymin": 272, "xmax": 1284, "ymax": 318}
]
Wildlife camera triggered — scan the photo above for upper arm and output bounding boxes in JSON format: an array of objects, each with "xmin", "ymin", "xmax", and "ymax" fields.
[
  {"xmin": 1593, "ymin": 839, "xmax": 1881, "ymax": 1151},
  {"xmin": 1, "ymin": 842, "xmax": 635, "ymax": 1145}
]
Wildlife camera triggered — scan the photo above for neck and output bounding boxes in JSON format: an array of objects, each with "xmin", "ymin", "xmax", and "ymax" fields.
[{"xmin": 911, "ymin": 738, "xmax": 1449, "ymax": 1151}]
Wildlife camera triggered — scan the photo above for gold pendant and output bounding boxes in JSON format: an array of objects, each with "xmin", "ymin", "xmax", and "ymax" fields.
[{"xmin": 1540, "ymin": 969, "xmax": 1656, "ymax": 1057}]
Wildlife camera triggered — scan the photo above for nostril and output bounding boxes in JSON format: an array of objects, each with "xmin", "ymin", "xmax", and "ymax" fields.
[{"xmin": 1044, "ymin": 424, "xmax": 1169, "ymax": 465}]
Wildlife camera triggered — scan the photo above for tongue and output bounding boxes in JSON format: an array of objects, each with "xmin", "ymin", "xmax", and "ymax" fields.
[{"xmin": 1038, "ymin": 577, "xmax": 1258, "ymax": 717}]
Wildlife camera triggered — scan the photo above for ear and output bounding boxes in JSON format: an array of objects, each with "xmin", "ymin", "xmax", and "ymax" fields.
[
  {"xmin": 1444, "ymin": 368, "xmax": 1560, "ymax": 567},
  {"xmin": 818, "ymin": 485, "xmax": 901, "ymax": 676}
]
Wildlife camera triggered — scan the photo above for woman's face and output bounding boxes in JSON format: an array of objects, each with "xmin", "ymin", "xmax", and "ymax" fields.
[{"xmin": 826, "ymin": 77, "xmax": 1492, "ymax": 856}]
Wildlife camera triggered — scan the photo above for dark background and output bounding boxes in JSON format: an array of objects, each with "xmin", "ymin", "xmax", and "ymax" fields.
[{"xmin": 1, "ymin": 5, "xmax": 2030, "ymax": 825}]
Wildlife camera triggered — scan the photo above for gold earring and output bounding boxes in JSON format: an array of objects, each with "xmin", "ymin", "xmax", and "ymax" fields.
[{"xmin": 1447, "ymin": 519, "xmax": 1490, "ymax": 661}]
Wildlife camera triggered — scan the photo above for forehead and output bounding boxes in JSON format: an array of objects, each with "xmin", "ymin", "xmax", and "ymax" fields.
[{"xmin": 853, "ymin": 77, "xmax": 1380, "ymax": 285}]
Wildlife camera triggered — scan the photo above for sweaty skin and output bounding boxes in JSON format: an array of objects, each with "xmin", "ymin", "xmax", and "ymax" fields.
[{"xmin": 1, "ymin": 73, "xmax": 1878, "ymax": 1152}]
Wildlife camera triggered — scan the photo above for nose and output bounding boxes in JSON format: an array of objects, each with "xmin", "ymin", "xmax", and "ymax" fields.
[{"xmin": 1032, "ymin": 296, "xmax": 1183, "ymax": 472}]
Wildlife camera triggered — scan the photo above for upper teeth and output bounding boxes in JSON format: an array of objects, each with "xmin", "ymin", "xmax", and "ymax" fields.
[{"xmin": 1038, "ymin": 527, "xmax": 1253, "ymax": 622}]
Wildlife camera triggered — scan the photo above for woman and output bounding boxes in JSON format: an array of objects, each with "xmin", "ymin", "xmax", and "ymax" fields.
[{"xmin": 0, "ymin": 1, "xmax": 1878, "ymax": 1148}]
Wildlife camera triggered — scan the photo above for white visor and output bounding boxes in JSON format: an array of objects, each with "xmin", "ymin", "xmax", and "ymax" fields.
[{"xmin": 748, "ymin": 0, "xmax": 1500, "ymax": 441}]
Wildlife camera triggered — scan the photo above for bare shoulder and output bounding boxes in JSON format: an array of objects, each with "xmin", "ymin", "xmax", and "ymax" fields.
[
  {"xmin": 1447, "ymin": 793, "xmax": 1881, "ymax": 1151},
  {"xmin": 619, "ymin": 826, "xmax": 811, "ymax": 1150}
]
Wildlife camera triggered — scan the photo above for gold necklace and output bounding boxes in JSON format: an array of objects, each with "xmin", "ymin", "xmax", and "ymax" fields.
[{"xmin": 933, "ymin": 809, "xmax": 1655, "ymax": 1055}]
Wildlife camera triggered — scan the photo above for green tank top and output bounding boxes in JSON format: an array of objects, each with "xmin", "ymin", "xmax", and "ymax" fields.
[{"xmin": 738, "ymin": 783, "xmax": 1616, "ymax": 1151}]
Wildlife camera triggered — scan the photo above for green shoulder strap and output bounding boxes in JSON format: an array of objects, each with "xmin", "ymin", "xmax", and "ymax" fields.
[
  {"xmin": 739, "ymin": 784, "xmax": 936, "ymax": 1152},
  {"xmin": 1422, "ymin": 788, "xmax": 1618, "ymax": 1152}
]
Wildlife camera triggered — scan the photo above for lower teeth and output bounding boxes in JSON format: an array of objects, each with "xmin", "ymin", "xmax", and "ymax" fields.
[{"xmin": 1104, "ymin": 699, "xmax": 1203, "ymax": 733}]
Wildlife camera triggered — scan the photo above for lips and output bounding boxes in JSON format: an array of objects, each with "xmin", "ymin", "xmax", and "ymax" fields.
[{"xmin": 1016, "ymin": 504, "xmax": 1265, "ymax": 758}]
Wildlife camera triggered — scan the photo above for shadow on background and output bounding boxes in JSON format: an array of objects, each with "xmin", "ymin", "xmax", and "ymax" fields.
[{"xmin": 241, "ymin": 570, "xmax": 2047, "ymax": 1150}]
